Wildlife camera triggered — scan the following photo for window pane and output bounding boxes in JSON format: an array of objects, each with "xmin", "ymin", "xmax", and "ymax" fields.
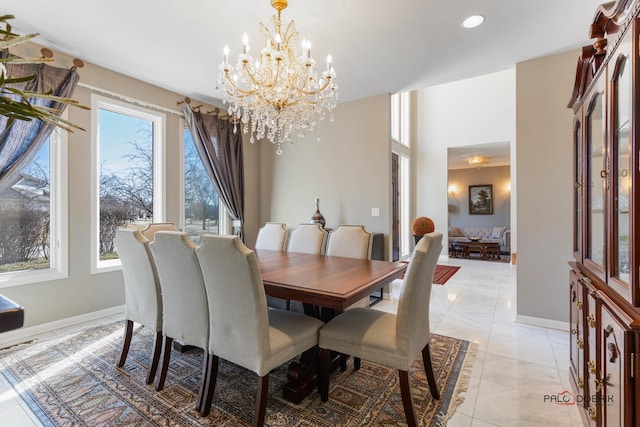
[
  {"xmin": 391, "ymin": 93, "xmax": 400, "ymax": 141},
  {"xmin": 184, "ymin": 128, "xmax": 219, "ymax": 243},
  {"xmin": 0, "ymin": 139, "xmax": 51, "ymax": 272},
  {"xmin": 99, "ymin": 108, "xmax": 154, "ymax": 261}
]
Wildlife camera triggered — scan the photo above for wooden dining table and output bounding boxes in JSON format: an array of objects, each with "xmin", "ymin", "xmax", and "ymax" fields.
[{"xmin": 255, "ymin": 249, "xmax": 407, "ymax": 403}]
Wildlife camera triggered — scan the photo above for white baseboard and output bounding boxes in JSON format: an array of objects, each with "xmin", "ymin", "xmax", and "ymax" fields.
[
  {"xmin": 515, "ymin": 314, "xmax": 569, "ymax": 331},
  {"xmin": 0, "ymin": 305, "xmax": 125, "ymax": 348}
]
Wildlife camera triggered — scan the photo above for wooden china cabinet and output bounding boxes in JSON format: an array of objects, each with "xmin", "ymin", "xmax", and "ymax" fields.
[{"xmin": 568, "ymin": 1, "xmax": 640, "ymax": 425}]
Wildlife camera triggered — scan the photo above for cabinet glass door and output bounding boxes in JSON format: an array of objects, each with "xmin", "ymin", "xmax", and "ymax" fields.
[
  {"xmin": 612, "ymin": 54, "xmax": 631, "ymax": 286},
  {"xmin": 586, "ymin": 89, "xmax": 606, "ymax": 274},
  {"xmin": 574, "ymin": 120, "xmax": 583, "ymax": 259}
]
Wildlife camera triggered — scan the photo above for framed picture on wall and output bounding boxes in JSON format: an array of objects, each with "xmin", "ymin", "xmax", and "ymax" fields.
[{"xmin": 469, "ymin": 184, "xmax": 493, "ymax": 215}]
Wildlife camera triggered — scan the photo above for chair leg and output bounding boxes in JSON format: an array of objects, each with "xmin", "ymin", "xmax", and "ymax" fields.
[
  {"xmin": 354, "ymin": 357, "xmax": 361, "ymax": 371},
  {"xmin": 399, "ymin": 370, "xmax": 417, "ymax": 427},
  {"xmin": 146, "ymin": 331, "xmax": 163, "ymax": 384},
  {"xmin": 339, "ymin": 354, "xmax": 348, "ymax": 371},
  {"xmin": 196, "ymin": 351, "xmax": 211, "ymax": 414},
  {"xmin": 117, "ymin": 320, "xmax": 134, "ymax": 368},
  {"xmin": 422, "ymin": 343, "xmax": 440, "ymax": 399},
  {"xmin": 254, "ymin": 374, "xmax": 269, "ymax": 427},
  {"xmin": 199, "ymin": 354, "xmax": 219, "ymax": 417},
  {"xmin": 318, "ymin": 348, "xmax": 331, "ymax": 402},
  {"xmin": 155, "ymin": 336, "xmax": 173, "ymax": 391}
]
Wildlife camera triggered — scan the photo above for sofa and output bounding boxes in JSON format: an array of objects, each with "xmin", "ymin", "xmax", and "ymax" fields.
[{"xmin": 448, "ymin": 226, "xmax": 511, "ymax": 254}]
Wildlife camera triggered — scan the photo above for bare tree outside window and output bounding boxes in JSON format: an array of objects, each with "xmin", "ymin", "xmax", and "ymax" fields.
[
  {"xmin": 184, "ymin": 128, "xmax": 219, "ymax": 243},
  {"xmin": 0, "ymin": 139, "xmax": 51, "ymax": 272},
  {"xmin": 98, "ymin": 109, "xmax": 154, "ymax": 260}
]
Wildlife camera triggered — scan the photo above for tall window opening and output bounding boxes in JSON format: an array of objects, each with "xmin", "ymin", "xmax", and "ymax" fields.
[
  {"xmin": 391, "ymin": 92, "xmax": 411, "ymax": 259},
  {"xmin": 183, "ymin": 127, "xmax": 223, "ymax": 243},
  {"xmin": 0, "ymin": 130, "xmax": 68, "ymax": 286},
  {"xmin": 92, "ymin": 96, "xmax": 165, "ymax": 272}
]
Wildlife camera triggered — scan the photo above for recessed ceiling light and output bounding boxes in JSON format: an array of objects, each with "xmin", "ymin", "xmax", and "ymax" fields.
[{"xmin": 462, "ymin": 15, "xmax": 485, "ymax": 29}]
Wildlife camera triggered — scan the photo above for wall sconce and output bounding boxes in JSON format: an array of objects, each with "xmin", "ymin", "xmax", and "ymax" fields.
[
  {"xmin": 448, "ymin": 185, "xmax": 457, "ymax": 196},
  {"xmin": 506, "ymin": 183, "xmax": 511, "ymax": 193}
]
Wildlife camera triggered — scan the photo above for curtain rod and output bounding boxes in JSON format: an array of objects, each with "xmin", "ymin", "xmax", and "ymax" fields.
[{"xmin": 76, "ymin": 82, "xmax": 184, "ymax": 117}]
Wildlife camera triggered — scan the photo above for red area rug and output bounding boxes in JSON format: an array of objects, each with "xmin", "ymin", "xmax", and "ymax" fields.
[
  {"xmin": 433, "ymin": 265, "xmax": 461, "ymax": 285},
  {"xmin": 400, "ymin": 263, "xmax": 460, "ymax": 285}
]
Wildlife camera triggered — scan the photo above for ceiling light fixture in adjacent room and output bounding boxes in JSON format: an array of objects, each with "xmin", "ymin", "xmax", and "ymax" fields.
[
  {"xmin": 462, "ymin": 15, "xmax": 485, "ymax": 29},
  {"xmin": 218, "ymin": 0, "xmax": 338, "ymax": 155},
  {"xmin": 467, "ymin": 155, "xmax": 491, "ymax": 167}
]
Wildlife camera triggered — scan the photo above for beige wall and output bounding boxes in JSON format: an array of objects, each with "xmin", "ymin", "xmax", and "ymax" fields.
[
  {"xmin": 1, "ymin": 44, "xmax": 260, "ymax": 328},
  {"xmin": 516, "ymin": 50, "xmax": 576, "ymax": 323},
  {"xmin": 448, "ymin": 166, "xmax": 511, "ymax": 229},
  {"xmin": 257, "ymin": 94, "xmax": 392, "ymax": 257}
]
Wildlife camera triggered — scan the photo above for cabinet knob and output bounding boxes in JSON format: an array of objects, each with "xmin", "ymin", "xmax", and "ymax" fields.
[
  {"xmin": 571, "ymin": 328, "xmax": 578, "ymax": 335},
  {"xmin": 588, "ymin": 314, "xmax": 596, "ymax": 328}
]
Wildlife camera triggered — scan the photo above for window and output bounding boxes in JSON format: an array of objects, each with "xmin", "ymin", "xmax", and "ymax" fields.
[
  {"xmin": 391, "ymin": 91, "xmax": 412, "ymax": 258},
  {"xmin": 183, "ymin": 127, "xmax": 224, "ymax": 243},
  {"xmin": 0, "ymin": 130, "xmax": 68, "ymax": 287},
  {"xmin": 91, "ymin": 96, "xmax": 165, "ymax": 272},
  {"xmin": 391, "ymin": 92, "xmax": 410, "ymax": 147}
]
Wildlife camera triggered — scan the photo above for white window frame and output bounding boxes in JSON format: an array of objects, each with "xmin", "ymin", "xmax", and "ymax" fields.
[
  {"xmin": 0, "ymin": 128, "xmax": 69, "ymax": 288},
  {"xmin": 90, "ymin": 95, "xmax": 166, "ymax": 273}
]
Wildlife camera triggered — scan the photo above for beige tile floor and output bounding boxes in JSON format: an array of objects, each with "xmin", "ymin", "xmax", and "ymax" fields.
[{"xmin": 0, "ymin": 255, "xmax": 583, "ymax": 426}]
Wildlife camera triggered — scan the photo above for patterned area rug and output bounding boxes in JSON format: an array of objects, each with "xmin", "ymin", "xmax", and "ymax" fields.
[{"xmin": 0, "ymin": 321, "xmax": 476, "ymax": 426}]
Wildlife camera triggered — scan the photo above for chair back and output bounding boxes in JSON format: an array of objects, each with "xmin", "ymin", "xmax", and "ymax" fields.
[
  {"xmin": 140, "ymin": 222, "xmax": 180, "ymax": 241},
  {"xmin": 287, "ymin": 223, "xmax": 329, "ymax": 255},
  {"xmin": 196, "ymin": 235, "xmax": 270, "ymax": 373},
  {"xmin": 150, "ymin": 231, "xmax": 209, "ymax": 349},
  {"xmin": 114, "ymin": 229, "xmax": 162, "ymax": 331},
  {"xmin": 326, "ymin": 225, "xmax": 373, "ymax": 259},
  {"xmin": 396, "ymin": 232, "xmax": 443, "ymax": 360},
  {"xmin": 255, "ymin": 222, "xmax": 288, "ymax": 251}
]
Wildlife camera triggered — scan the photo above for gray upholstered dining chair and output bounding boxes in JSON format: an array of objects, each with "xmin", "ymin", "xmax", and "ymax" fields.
[
  {"xmin": 318, "ymin": 232, "xmax": 443, "ymax": 427},
  {"xmin": 287, "ymin": 223, "xmax": 329, "ymax": 255},
  {"xmin": 326, "ymin": 224, "xmax": 374, "ymax": 312},
  {"xmin": 195, "ymin": 235, "xmax": 324, "ymax": 426},
  {"xmin": 325, "ymin": 225, "xmax": 373, "ymax": 260},
  {"xmin": 148, "ymin": 231, "xmax": 209, "ymax": 412},
  {"xmin": 114, "ymin": 227, "xmax": 171, "ymax": 384},
  {"xmin": 254, "ymin": 222, "xmax": 289, "ymax": 251},
  {"xmin": 255, "ymin": 222, "xmax": 290, "ymax": 310},
  {"xmin": 140, "ymin": 222, "xmax": 181, "ymax": 241}
]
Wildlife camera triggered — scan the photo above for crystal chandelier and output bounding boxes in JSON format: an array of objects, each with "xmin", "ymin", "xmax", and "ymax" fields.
[
  {"xmin": 218, "ymin": 0, "xmax": 338, "ymax": 154},
  {"xmin": 467, "ymin": 156, "xmax": 491, "ymax": 167}
]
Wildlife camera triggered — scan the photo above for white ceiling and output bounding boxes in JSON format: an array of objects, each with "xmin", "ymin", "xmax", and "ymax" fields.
[{"xmin": 4, "ymin": 0, "xmax": 603, "ymax": 108}]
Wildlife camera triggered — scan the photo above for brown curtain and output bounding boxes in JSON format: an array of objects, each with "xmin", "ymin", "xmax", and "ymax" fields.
[
  {"xmin": 0, "ymin": 50, "xmax": 80, "ymax": 192},
  {"xmin": 182, "ymin": 105, "xmax": 245, "ymax": 241}
]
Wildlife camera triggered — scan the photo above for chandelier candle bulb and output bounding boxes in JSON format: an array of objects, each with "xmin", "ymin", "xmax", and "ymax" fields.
[
  {"xmin": 275, "ymin": 33, "xmax": 282, "ymax": 51},
  {"xmin": 327, "ymin": 54, "xmax": 332, "ymax": 71},
  {"xmin": 223, "ymin": 44, "xmax": 229, "ymax": 65},
  {"xmin": 242, "ymin": 33, "xmax": 249, "ymax": 54}
]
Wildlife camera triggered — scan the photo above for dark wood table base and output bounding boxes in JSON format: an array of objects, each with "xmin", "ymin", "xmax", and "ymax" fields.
[{"xmin": 451, "ymin": 241, "xmax": 501, "ymax": 260}]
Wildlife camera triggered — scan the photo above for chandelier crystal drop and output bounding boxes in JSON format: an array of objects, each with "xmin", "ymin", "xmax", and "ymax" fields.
[{"xmin": 218, "ymin": 0, "xmax": 338, "ymax": 155}]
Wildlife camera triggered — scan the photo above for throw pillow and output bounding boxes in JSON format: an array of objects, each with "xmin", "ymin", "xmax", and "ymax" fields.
[
  {"xmin": 449, "ymin": 227, "xmax": 463, "ymax": 237},
  {"xmin": 491, "ymin": 227, "xmax": 506, "ymax": 238}
]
